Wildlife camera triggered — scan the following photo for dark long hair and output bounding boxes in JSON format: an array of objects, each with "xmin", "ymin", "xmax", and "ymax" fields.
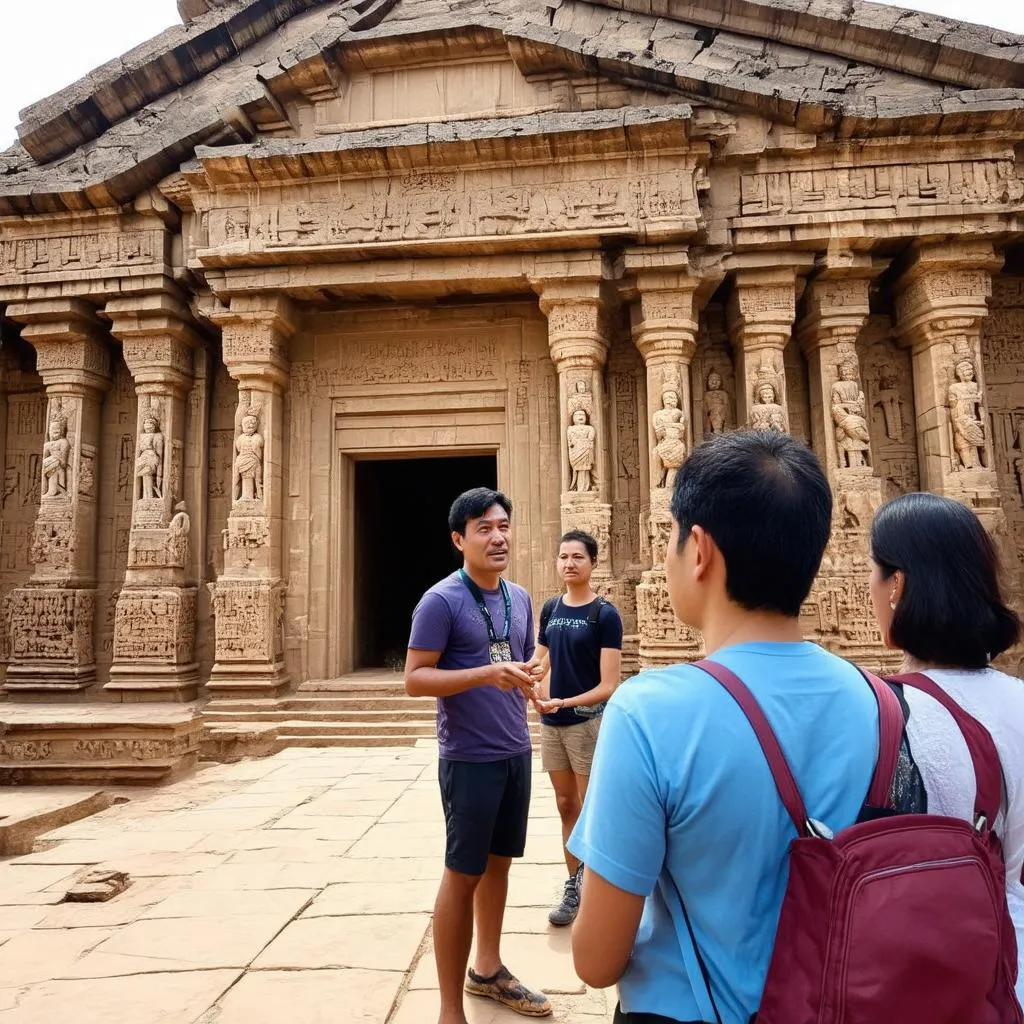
[{"xmin": 870, "ymin": 492, "xmax": 1020, "ymax": 668}]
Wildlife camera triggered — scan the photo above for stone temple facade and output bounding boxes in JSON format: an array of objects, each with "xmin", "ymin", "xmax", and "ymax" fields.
[{"xmin": 0, "ymin": 0, "xmax": 1023, "ymax": 771}]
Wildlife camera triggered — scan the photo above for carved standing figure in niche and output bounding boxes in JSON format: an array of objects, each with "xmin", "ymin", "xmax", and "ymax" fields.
[
  {"xmin": 749, "ymin": 370, "xmax": 786, "ymax": 433},
  {"xmin": 41, "ymin": 407, "xmax": 71, "ymax": 498},
  {"xmin": 874, "ymin": 369, "xmax": 905, "ymax": 442},
  {"xmin": 831, "ymin": 359, "xmax": 872, "ymax": 469},
  {"xmin": 167, "ymin": 501, "xmax": 191, "ymax": 566},
  {"xmin": 567, "ymin": 409, "xmax": 596, "ymax": 492},
  {"xmin": 704, "ymin": 369, "xmax": 730, "ymax": 434},
  {"xmin": 134, "ymin": 411, "xmax": 165, "ymax": 500},
  {"xmin": 947, "ymin": 352, "xmax": 987, "ymax": 470},
  {"xmin": 234, "ymin": 408, "xmax": 265, "ymax": 502},
  {"xmin": 653, "ymin": 379, "xmax": 688, "ymax": 488}
]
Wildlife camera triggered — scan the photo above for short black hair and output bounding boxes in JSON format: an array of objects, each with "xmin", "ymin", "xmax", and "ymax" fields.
[
  {"xmin": 448, "ymin": 487, "xmax": 513, "ymax": 535},
  {"xmin": 870, "ymin": 492, "xmax": 1020, "ymax": 668},
  {"xmin": 559, "ymin": 529, "xmax": 598, "ymax": 562},
  {"xmin": 670, "ymin": 430, "xmax": 832, "ymax": 617}
]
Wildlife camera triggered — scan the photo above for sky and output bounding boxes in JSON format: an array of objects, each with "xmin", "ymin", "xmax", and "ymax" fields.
[{"xmin": 1, "ymin": 0, "xmax": 1022, "ymax": 151}]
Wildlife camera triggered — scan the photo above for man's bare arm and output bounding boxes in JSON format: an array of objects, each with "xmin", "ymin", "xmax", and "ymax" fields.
[
  {"xmin": 572, "ymin": 867, "xmax": 645, "ymax": 989},
  {"xmin": 404, "ymin": 648, "xmax": 533, "ymax": 698}
]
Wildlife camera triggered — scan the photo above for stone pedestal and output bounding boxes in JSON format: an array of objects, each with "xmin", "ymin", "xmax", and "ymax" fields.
[
  {"xmin": 106, "ymin": 292, "xmax": 201, "ymax": 701},
  {"xmin": 207, "ymin": 295, "xmax": 295, "ymax": 699},
  {"xmin": 727, "ymin": 267, "xmax": 799, "ymax": 432},
  {"xmin": 895, "ymin": 244, "xmax": 1006, "ymax": 536},
  {"xmin": 3, "ymin": 301, "xmax": 111, "ymax": 693}
]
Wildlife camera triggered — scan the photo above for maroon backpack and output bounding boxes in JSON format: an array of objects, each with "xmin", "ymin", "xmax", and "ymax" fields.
[{"xmin": 691, "ymin": 661, "xmax": 1022, "ymax": 1024}]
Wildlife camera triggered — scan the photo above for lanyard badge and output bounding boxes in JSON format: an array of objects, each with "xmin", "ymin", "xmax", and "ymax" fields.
[{"xmin": 459, "ymin": 570, "xmax": 514, "ymax": 665}]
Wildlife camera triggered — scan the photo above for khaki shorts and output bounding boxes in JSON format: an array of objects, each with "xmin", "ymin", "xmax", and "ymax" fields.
[{"xmin": 540, "ymin": 718, "xmax": 602, "ymax": 776}]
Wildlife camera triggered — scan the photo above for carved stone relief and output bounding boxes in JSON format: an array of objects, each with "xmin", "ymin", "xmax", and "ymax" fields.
[
  {"xmin": 134, "ymin": 399, "xmax": 165, "ymax": 501},
  {"xmin": 233, "ymin": 394, "xmax": 265, "ymax": 504},
  {"xmin": 784, "ymin": 340, "xmax": 812, "ymax": 446},
  {"xmin": 41, "ymin": 400, "xmax": 72, "ymax": 498},
  {"xmin": 831, "ymin": 353, "xmax": 872, "ymax": 469},
  {"xmin": 653, "ymin": 373, "xmax": 687, "ymax": 489},
  {"xmin": 749, "ymin": 363, "xmax": 787, "ymax": 432},
  {"xmin": 566, "ymin": 379, "xmax": 597, "ymax": 493},
  {"xmin": 692, "ymin": 305, "xmax": 737, "ymax": 444},
  {"xmin": 946, "ymin": 339, "xmax": 988, "ymax": 471}
]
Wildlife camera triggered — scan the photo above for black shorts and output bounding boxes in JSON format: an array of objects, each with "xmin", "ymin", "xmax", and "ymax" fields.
[
  {"xmin": 614, "ymin": 1008, "xmax": 701, "ymax": 1024},
  {"xmin": 438, "ymin": 753, "xmax": 531, "ymax": 876}
]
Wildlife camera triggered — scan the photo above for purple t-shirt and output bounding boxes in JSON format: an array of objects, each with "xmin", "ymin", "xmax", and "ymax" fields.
[{"xmin": 408, "ymin": 571, "xmax": 534, "ymax": 762}]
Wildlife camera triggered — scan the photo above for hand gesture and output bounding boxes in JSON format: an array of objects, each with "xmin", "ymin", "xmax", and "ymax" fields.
[
  {"xmin": 487, "ymin": 662, "xmax": 535, "ymax": 696},
  {"xmin": 524, "ymin": 657, "xmax": 546, "ymax": 683},
  {"xmin": 533, "ymin": 697, "xmax": 563, "ymax": 715}
]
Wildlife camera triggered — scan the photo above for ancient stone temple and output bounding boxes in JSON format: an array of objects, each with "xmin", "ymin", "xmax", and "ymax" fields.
[{"xmin": 0, "ymin": 0, "xmax": 1022, "ymax": 775}]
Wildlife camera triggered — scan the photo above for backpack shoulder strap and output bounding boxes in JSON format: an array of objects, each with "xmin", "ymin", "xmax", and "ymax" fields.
[
  {"xmin": 859, "ymin": 670, "xmax": 906, "ymax": 809},
  {"xmin": 890, "ymin": 672, "xmax": 1002, "ymax": 827},
  {"xmin": 694, "ymin": 659, "xmax": 808, "ymax": 835},
  {"xmin": 538, "ymin": 596, "xmax": 558, "ymax": 638},
  {"xmin": 586, "ymin": 596, "xmax": 606, "ymax": 627}
]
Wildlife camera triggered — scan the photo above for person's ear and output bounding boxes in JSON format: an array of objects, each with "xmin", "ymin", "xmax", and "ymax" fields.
[
  {"xmin": 889, "ymin": 570, "xmax": 904, "ymax": 611},
  {"xmin": 691, "ymin": 525, "xmax": 714, "ymax": 582},
  {"xmin": 451, "ymin": 531, "xmax": 465, "ymax": 554}
]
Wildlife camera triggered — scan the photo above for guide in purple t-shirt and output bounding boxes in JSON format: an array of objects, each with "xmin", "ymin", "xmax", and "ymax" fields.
[{"xmin": 405, "ymin": 487, "xmax": 551, "ymax": 1020}]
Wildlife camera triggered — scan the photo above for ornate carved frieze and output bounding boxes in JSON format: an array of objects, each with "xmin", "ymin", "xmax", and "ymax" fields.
[
  {"xmin": 0, "ymin": 229, "xmax": 163, "ymax": 281},
  {"xmin": 113, "ymin": 589, "xmax": 197, "ymax": 666},
  {"xmin": 6, "ymin": 588, "xmax": 95, "ymax": 670}
]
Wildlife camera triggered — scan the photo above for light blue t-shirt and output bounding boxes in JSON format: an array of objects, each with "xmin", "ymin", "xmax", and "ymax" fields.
[{"xmin": 568, "ymin": 642, "xmax": 879, "ymax": 1024}]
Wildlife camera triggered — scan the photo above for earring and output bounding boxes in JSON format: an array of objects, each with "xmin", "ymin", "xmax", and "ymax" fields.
[{"xmin": 889, "ymin": 590, "xmax": 897, "ymax": 610}]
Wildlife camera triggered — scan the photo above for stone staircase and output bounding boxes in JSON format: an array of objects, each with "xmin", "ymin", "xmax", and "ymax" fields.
[{"xmin": 201, "ymin": 671, "xmax": 543, "ymax": 757}]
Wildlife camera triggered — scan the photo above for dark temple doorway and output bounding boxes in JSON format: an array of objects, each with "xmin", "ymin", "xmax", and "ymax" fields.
[{"xmin": 353, "ymin": 454, "xmax": 498, "ymax": 670}]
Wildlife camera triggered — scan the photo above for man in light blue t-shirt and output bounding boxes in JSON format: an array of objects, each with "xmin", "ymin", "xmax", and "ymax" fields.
[{"xmin": 567, "ymin": 431, "xmax": 880, "ymax": 1024}]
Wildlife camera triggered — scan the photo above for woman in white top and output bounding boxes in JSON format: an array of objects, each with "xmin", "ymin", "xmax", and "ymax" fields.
[{"xmin": 869, "ymin": 491, "xmax": 1024, "ymax": 1003}]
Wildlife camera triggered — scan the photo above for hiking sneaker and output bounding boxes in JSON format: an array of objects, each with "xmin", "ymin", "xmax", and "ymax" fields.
[
  {"xmin": 548, "ymin": 874, "xmax": 581, "ymax": 926},
  {"xmin": 466, "ymin": 965, "xmax": 552, "ymax": 1017}
]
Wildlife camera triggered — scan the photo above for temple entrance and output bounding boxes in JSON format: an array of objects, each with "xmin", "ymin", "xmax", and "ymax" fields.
[{"xmin": 353, "ymin": 454, "xmax": 498, "ymax": 670}]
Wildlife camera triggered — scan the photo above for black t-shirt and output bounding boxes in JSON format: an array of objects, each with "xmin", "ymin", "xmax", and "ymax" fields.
[{"xmin": 538, "ymin": 596, "xmax": 624, "ymax": 727}]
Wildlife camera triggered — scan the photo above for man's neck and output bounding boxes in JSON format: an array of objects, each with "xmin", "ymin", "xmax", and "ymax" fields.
[
  {"xmin": 701, "ymin": 608, "xmax": 803, "ymax": 655},
  {"xmin": 462, "ymin": 564, "xmax": 501, "ymax": 591},
  {"xmin": 563, "ymin": 581, "xmax": 596, "ymax": 607}
]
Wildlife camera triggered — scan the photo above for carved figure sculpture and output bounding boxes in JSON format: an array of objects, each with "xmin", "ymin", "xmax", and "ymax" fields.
[
  {"xmin": 567, "ymin": 409, "xmax": 596, "ymax": 492},
  {"xmin": 831, "ymin": 360, "xmax": 871, "ymax": 469},
  {"xmin": 704, "ymin": 370, "xmax": 729, "ymax": 434},
  {"xmin": 567, "ymin": 378, "xmax": 594, "ymax": 419},
  {"xmin": 41, "ymin": 409, "xmax": 71, "ymax": 498},
  {"xmin": 874, "ymin": 370, "xmax": 905, "ymax": 442},
  {"xmin": 167, "ymin": 501, "xmax": 191, "ymax": 566},
  {"xmin": 234, "ymin": 410, "xmax": 265, "ymax": 501},
  {"xmin": 135, "ymin": 413, "xmax": 165, "ymax": 500},
  {"xmin": 749, "ymin": 370, "xmax": 786, "ymax": 433},
  {"xmin": 948, "ymin": 355, "xmax": 987, "ymax": 470},
  {"xmin": 653, "ymin": 382, "xmax": 687, "ymax": 488}
]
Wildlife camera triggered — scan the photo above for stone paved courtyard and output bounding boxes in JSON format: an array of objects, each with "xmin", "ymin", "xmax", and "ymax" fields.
[{"xmin": 0, "ymin": 745, "xmax": 614, "ymax": 1023}]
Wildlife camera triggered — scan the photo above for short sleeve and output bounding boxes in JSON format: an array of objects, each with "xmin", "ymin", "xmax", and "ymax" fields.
[
  {"xmin": 599, "ymin": 604, "xmax": 624, "ymax": 650},
  {"xmin": 567, "ymin": 699, "xmax": 666, "ymax": 896},
  {"xmin": 408, "ymin": 591, "xmax": 451, "ymax": 652},
  {"xmin": 537, "ymin": 598, "xmax": 553, "ymax": 648},
  {"xmin": 522, "ymin": 596, "xmax": 536, "ymax": 662}
]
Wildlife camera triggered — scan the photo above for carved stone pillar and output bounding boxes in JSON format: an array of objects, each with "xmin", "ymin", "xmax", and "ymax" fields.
[
  {"xmin": 628, "ymin": 255, "xmax": 703, "ymax": 667},
  {"xmin": 799, "ymin": 272, "xmax": 884, "ymax": 519},
  {"xmin": 106, "ymin": 293, "xmax": 200, "ymax": 701},
  {"xmin": 894, "ymin": 243, "xmax": 1005, "ymax": 534},
  {"xmin": 207, "ymin": 295, "xmax": 295, "ymax": 698},
  {"xmin": 534, "ymin": 277, "xmax": 613, "ymax": 588},
  {"xmin": 4, "ymin": 300, "xmax": 111, "ymax": 692},
  {"xmin": 727, "ymin": 267, "xmax": 798, "ymax": 432}
]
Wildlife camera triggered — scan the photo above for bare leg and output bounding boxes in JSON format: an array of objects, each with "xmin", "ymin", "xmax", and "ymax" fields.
[
  {"xmin": 434, "ymin": 867, "xmax": 480, "ymax": 1024},
  {"xmin": 549, "ymin": 769, "xmax": 583, "ymax": 875},
  {"xmin": 473, "ymin": 854, "xmax": 512, "ymax": 978}
]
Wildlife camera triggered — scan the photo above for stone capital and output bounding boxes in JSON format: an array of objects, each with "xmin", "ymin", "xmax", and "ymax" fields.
[
  {"xmin": 726, "ymin": 266, "xmax": 799, "ymax": 352},
  {"xmin": 797, "ymin": 276, "xmax": 872, "ymax": 355},
  {"xmin": 630, "ymin": 271, "xmax": 700, "ymax": 366},
  {"xmin": 5, "ymin": 299, "xmax": 111, "ymax": 392},
  {"xmin": 106, "ymin": 291, "xmax": 201, "ymax": 393},
  {"xmin": 211, "ymin": 293, "xmax": 297, "ymax": 387},
  {"xmin": 534, "ymin": 279, "xmax": 609, "ymax": 371},
  {"xmin": 894, "ymin": 243, "xmax": 1003, "ymax": 349}
]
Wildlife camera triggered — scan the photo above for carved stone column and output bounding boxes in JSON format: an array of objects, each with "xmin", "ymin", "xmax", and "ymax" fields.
[
  {"xmin": 798, "ymin": 268, "xmax": 892, "ymax": 665},
  {"xmin": 895, "ymin": 243, "xmax": 1005, "ymax": 534},
  {"xmin": 627, "ymin": 253, "xmax": 703, "ymax": 667},
  {"xmin": 207, "ymin": 294, "xmax": 295, "ymax": 698},
  {"xmin": 727, "ymin": 267, "xmax": 798, "ymax": 432},
  {"xmin": 4, "ymin": 300, "xmax": 111, "ymax": 692},
  {"xmin": 106, "ymin": 292, "xmax": 200, "ymax": 701}
]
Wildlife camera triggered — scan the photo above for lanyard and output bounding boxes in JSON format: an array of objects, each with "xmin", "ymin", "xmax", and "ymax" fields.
[{"xmin": 458, "ymin": 569, "xmax": 512, "ymax": 643}]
